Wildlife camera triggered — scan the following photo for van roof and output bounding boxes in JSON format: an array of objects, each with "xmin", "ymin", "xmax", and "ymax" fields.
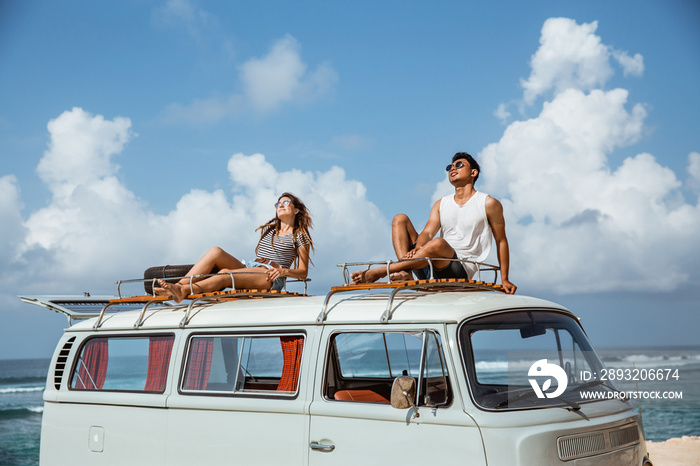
[{"xmin": 64, "ymin": 290, "xmax": 570, "ymax": 332}]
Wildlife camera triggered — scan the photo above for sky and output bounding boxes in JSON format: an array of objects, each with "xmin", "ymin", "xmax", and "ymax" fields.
[{"xmin": 1, "ymin": 0, "xmax": 699, "ymax": 359}]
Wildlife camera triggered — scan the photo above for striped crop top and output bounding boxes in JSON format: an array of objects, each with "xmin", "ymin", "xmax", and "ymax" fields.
[{"xmin": 254, "ymin": 229, "xmax": 310, "ymax": 269}]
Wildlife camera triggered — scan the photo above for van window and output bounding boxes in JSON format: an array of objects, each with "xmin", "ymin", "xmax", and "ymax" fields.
[
  {"xmin": 460, "ymin": 311, "xmax": 611, "ymax": 410},
  {"xmin": 181, "ymin": 334, "xmax": 304, "ymax": 395},
  {"xmin": 70, "ymin": 335, "xmax": 174, "ymax": 392},
  {"xmin": 325, "ymin": 331, "xmax": 451, "ymax": 405}
]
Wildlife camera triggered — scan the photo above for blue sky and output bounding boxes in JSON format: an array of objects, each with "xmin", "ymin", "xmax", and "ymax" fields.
[{"xmin": 1, "ymin": 0, "xmax": 699, "ymax": 359}]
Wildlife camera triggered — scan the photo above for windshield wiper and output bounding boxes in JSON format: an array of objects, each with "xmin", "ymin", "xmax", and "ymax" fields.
[
  {"xmin": 494, "ymin": 388, "xmax": 582, "ymax": 412},
  {"xmin": 494, "ymin": 389, "xmax": 538, "ymax": 409}
]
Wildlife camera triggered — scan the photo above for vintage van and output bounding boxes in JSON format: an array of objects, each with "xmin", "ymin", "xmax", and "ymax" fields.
[{"xmin": 22, "ymin": 265, "xmax": 653, "ymax": 465}]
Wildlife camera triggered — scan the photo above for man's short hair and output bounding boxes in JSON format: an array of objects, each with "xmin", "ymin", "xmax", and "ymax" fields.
[{"xmin": 452, "ymin": 152, "xmax": 480, "ymax": 183}]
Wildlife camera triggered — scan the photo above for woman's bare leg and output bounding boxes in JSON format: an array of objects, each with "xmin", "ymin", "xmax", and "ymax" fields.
[
  {"xmin": 178, "ymin": 247, "xmax": 245, "ymax": 285},
  {"xmin": 228, "ymin": 268, "xmax": 274, "ymax": 290},
  {"xmin": 157, "ymin": 267, "xmax": 273, "ymax": 302}
]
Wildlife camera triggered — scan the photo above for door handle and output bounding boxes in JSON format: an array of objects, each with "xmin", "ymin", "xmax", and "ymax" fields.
[{"xmin": 310, "ymin": 441, "xmax": 335, "ymax": 452}]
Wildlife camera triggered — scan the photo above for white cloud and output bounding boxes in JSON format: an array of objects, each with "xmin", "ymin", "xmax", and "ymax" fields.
[
  {"xmin": 240, "ymin": 35, "xmax": 337, "ymax": 114},
  {"xmin": 612, "ymin": 50, "xmax": 644, "ymax": 77},
  {"xmin": 494, "ymin": 103, "xmax": 511, "ymax": 124},
  {"xmin": 687, "ymin": 152, "xmax": 700, "ymax": 195},
  {"xmin": 0, "ymin": 176, "xmax": 26, "ymax": 265},
  {"xmin": 688, "ymin": 152, "xmax": 700, "ymax": 181},
  {"xmin": 521, "ymin": 18, "xmax": 612, "ymax": 104},
  {"xmin": 153, "ymin": 0, "xmax": 216, "ymax": 42},
  {"xmin": 4, "ymin": 109, "xmax": 387, "ymax": 296},
  {"xmin": 37, "ymin": 108, "xmax": 133, "ymax": 199},
  {"xmin": 520, "ymin": 18, "xmax": 643, "ymax": 106},
  {"xmin": 458, "ymin": 19, "xmax": 699, "ymax": 294},
  {"xmin": 162, "ymin": 94, "xmax": 244, "ymax": 124},
  {"xmin": 162, "ymin": 35, "xmax": 337, "ymax": 122}
]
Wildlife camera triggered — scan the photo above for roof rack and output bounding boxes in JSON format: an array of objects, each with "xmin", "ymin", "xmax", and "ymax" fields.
[
  {"xmin": 98, "ymin": 269, "xmax": 312, "ymax": 329},
  {"xmin": 18, "ymin": 294, "xmax": 174, "ymax": 326},
  {"xmin": 90, "ymin": 287, "xmax": 307, "ymax": 330},
  {"xmin": 316, "ymin": 258, "xmax": 504, "ymax": 324},
  {"xmin": 20, "ymin": 270, "xmax": 311, "ymax": 330},
  {"xmin": 116, "ymin": 271, "xmax": 310, "ymax": 298}
]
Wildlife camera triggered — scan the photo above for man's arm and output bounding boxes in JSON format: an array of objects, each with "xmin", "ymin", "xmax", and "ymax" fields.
[
  {"xmin": 485, "ymin": 196, "xmax": 517, "ymax": 294},
  {"xmin": 405, "ymin": 200, "xmax": 442, "ymax": 258}
]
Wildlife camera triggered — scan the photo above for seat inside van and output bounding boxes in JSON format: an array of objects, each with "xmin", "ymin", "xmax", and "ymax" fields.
[{"xmin": 333, "ymin": 389, "xmax": 389, "ymax": 403}]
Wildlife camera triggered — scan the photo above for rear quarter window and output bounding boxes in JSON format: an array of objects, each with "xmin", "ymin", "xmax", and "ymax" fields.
[{"xmin": 71, "ymin": 335, "xmax": 175, "ymax": 392}]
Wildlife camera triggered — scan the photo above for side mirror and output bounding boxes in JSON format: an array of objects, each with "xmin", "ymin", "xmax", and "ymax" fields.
[{"xmin": 391, "ymin": 376, "xmax": 418, "ymax": 416}]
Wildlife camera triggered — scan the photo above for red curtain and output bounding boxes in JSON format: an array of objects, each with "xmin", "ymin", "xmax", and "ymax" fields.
[
  {"xmin": 75, "ymin": 338, "xmax": 109, "ymax": 390},
  {"xmin": 184, "ymin": 338, "xmax": 214, "ymax": 390},
  {"xmin": 277, "ymin": 336, "xmax": 304, "ymax": 392},
  {"xmin": 144, "ymin": 336, "xmax": 175, "ymax": 392}
]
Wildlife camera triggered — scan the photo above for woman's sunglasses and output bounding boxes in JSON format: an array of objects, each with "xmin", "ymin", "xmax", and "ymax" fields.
[
  {"xmin": 274, "ymin": 200, "xmax": 292, "ymax": 208},
  {"xmin": 445, "ymin": 160, "xmax": 468, "ymax": 172}
]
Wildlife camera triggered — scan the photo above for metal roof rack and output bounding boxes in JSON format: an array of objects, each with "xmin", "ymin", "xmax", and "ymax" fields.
[
  {"xmin": 116, "ymin": 271, "xmax": 310, "ymax": 298},
  {"xmin": 100, "ymin": 270, "xmax": 311, "ymax": 329},
  {"xmin": 316, "ymin": 258, "xmax": 504, "ymax": 324},
  {"xmin": 20, "ymin": 271, "xmax": 311, "ymax": 330},
  {"xmin": 18, "ymin": 294, "xmax": 174, "ymax": 326}
]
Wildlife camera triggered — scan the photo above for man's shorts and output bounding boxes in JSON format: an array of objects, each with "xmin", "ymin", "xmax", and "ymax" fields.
[{"xmin": 412, "ymin": 253, "xmax": 469, "ymax": 280}]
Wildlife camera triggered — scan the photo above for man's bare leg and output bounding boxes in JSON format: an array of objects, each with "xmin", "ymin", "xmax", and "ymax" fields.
[
  {"xmin": 351, "ymin": 238, "xmax": 457, "ymax": 284},
  {"xmin": 392, "ymin": 214, "xmax": 419, "ymax": 258},
  {"xmin": 390, "ymin": 214, "xmax": 419, "ymax": 281}
]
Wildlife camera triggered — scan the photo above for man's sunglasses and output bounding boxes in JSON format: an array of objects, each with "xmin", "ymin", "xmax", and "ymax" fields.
[
  {"xmin": 446, "ymin": 160, "xmax": 468, "ymax": 172},
  {"xmin": 274, "ymin": 200, "xmax": 292, "ymax": 208}
]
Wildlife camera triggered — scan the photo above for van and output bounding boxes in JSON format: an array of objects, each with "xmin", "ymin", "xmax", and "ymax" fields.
[{"xmin": 21, "ymin": 266, "xmax": 652, "ymax": 465}]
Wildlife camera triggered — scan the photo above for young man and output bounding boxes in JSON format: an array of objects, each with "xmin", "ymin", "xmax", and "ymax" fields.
[{"xmin": 351, "ymin": 152, "xmax": 517, "ymax": 294}]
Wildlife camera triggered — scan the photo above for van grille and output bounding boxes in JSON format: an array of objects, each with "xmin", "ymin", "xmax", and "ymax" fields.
[
  {"xmin": 54, "ymin": 337, "xmax": 76, "ymax": 390},
  {"xmin": 609, "ymin": 424, "xmax": 640, "ymax": 448},
  {"xmin": 557, "ymin": 423, "xmax": 640, "ymax": 461}
]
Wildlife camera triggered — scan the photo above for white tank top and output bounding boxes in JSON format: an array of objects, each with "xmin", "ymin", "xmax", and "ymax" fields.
[{"xmin": 439, "ymin": 191, "xmax": 492, "ymax": 278}]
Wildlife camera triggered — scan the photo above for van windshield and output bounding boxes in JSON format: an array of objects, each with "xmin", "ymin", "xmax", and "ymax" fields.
[{"xmin": 459, "ymin": 310, "xmax": 616, "ymax": 410}]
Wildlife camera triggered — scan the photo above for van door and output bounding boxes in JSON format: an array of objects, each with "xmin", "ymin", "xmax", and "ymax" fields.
[
  {"xmin": 308, "ymin": 326, "xmax": 486, "ymax": 465},
  {"xmin": 165, "ymin": 331, "xmax": 309, "ymax": 465}
]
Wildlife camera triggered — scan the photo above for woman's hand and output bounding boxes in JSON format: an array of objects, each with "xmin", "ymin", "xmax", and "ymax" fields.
[{"xmin": 266, "ymin": 267, "xmax": 286, "ymax": 282}]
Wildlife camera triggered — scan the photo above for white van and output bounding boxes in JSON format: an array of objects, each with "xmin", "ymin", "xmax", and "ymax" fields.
[{"xmin": 22, "ymin": 268, "xmax": 652, "ymax": 465}]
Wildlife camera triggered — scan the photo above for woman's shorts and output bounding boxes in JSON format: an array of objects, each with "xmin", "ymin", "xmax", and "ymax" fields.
[{"xmin": 249, "ymin": 260, "xmax": 287, "ymax": 291}]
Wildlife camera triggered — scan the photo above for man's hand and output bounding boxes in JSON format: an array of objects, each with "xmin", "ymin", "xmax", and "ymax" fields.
[{"xmin": 502, "ymin": 279, "xmax": 517, "ymax": 294}]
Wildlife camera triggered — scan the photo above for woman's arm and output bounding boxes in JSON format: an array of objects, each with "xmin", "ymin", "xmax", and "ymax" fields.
[{"xmin": 266, "ymin": 244, "xmax": 311, "ymax": 281}]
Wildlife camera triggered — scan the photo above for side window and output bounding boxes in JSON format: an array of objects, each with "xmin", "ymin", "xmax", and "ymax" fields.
[
  {"xmin": 181, "ymin": 334, "xmax": 304, "ymax": 395},
  {"xmin": 71, "ymin": 335, "xmax": 175, "ymax": 392},
  {"xmin": 424, "ymin": 331, "xmax": 449, "ymax": 406},
  {"xmin": 326, "ymin": 331, "xmax": 450, "ymax": 406}
]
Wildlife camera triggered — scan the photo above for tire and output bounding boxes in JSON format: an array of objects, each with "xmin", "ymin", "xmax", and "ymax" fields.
[
  {"xmin": 143, "ymin": 264, "xmax": 222, "ymax": 294},
  {"xmin": 143, "ymin": 265, "xmax": 193, "ymax": 295}
]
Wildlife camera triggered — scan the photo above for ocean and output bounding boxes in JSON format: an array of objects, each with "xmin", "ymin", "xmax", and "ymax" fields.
[
  {"xmin": 0, "ymin": 358, "xmax": 48, "ymax": 466},
  {"xmin": 1, "ymin": 347, "xmax": 699, "ymax": 465}
]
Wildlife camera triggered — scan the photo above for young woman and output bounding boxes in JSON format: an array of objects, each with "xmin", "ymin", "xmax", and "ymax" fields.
[{"xmin": 156, "ymin": 192, "xmax": 313, "ymax": 302}]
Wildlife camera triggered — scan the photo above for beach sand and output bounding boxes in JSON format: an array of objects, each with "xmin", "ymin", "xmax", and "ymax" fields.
[{"xmin": 646, "ymin": 436, "xmax": 700, "ymax": 465}]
